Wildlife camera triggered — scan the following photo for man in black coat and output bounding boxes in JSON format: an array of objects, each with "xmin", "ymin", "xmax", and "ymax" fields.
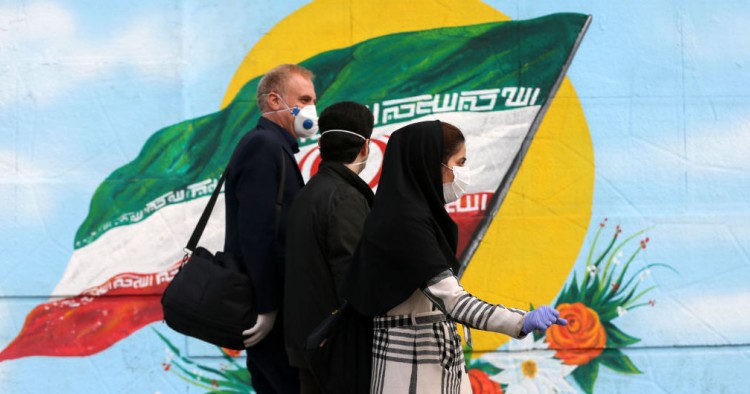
[
  {"xmin": 224, "ymin": 64, "xmax": 317, "ymax": 393},
  {"xmin": 284, "ymin": 101, "xmax": 375, "ymax": 393}
]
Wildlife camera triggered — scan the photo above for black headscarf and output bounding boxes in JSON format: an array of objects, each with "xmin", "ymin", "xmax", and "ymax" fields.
[{"xmin": 343, "ymin": 120, "xmax": 459, "ymax": 316}]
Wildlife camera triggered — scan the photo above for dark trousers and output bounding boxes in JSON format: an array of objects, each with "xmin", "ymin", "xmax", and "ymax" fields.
[
  {"xmin": 245, "ymin": 321, "xmax": 299, "ymax": 394},
  {"xmin": 298, "ymin": 368, "xmax": 323, "ymax": 394}
]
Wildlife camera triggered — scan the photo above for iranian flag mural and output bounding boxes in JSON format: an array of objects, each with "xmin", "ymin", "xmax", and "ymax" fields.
[{"xmin": 0, "ymin": 13, "xmax": 590, "ymax": 362}]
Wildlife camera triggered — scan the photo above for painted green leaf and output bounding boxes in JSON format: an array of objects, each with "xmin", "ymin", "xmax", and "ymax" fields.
[
  {"xmin": 463, "ymin": 343, "xmax": 473, "ymax": 365},
  {"xmin": 603, "ymin": 321, "xmax": 641, "ymax": 347},
  {"xmin": 468, "ymin": 359, "xmax": 503, "ymax": 375},
  {"xmin": 572, "ymin": 361, "xmax": 599, "ymax": 394},
  {"xmin": 599, "ymin": 348, "xmax": 642, "ymax": 374},
  {"xmin": 207, "ymin": 390, "xmax": 251, "ymax": 394},
  {"xmin": 559, "ymin": 273, "xmax": 580, "ymax": 303}
]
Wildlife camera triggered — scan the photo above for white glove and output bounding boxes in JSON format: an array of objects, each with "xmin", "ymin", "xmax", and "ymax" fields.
[{"xmin": 242, "ymin": 310, "xmax": 277, "ymax": 347}]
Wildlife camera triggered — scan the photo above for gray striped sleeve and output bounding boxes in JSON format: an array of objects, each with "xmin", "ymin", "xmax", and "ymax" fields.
[{"xmin": 421, "ymin": 273, "xmax": 528, "ymax": 338}]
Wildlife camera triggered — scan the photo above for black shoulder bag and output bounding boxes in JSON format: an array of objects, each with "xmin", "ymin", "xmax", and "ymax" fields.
[
  {"xmin": 305, "ymin": 303, "xmax": 373, "ymax": 393},
  {"xmin": 161, "ymin": 152, "xmax": 287, "ymax": 350}
]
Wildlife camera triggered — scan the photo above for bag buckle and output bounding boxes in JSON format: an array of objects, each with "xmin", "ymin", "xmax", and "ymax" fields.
[{"xmin": 180, "ymin": 248, "xmax": 192, "ymax": 266}]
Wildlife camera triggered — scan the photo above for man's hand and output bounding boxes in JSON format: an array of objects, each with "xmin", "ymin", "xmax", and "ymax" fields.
[
  {"xmin": 242, "ymin": 310, "xmax": 278, "ymax": 347},
  {"xmin": 522, "ymin": 305, "xmax": 568, "ymax": 334}
]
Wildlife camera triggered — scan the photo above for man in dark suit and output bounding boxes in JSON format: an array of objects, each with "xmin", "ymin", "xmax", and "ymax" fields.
[
  {"xmin": 284, "ymin": 101, "xmax": 375, "ymax": 393},
  {"xmin": 224, "ymin": 64, "xmax": 317, "ymax": 393}
]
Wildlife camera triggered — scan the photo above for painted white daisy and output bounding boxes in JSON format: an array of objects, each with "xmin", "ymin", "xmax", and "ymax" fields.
[
  {"xmin": 586, "ymin": 265, "xmax": 598, "ymax": 275},
  {"xmin": 482, "ymin": 336, "xmax": 577, "ymax": 393},
  {"xmin": 609, "ymin": 250, "xmax": 624, "ymax": 267},
  {"xmin": 617, "ymin": 306, "xmax": 627, "ymax": 317}
]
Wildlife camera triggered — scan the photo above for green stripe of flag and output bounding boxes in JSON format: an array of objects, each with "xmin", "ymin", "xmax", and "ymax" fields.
[{"xmin": 75, "ymin": 13, "xmax": 589, "ymax": 249}]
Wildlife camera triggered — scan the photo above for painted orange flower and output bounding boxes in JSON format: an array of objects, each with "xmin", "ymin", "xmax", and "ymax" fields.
[
  {"xmin": 546, "ymin": 302, "xmax": 606, "ymax": 365},
  {"xmin": 468, "ymin": 369, "xmax": 503, "ymax": 394},
  {"xmin": 220, "ymin": 347, "xmax": 243, "ymax": 357}
]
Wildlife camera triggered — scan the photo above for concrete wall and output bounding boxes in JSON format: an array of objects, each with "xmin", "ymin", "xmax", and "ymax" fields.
[{"xmin": 1, "ymin": 1, "xmax": 748, "ymax": 392}]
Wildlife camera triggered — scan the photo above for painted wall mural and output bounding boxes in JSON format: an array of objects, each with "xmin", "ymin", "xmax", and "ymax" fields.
[{"xmin": 1, "ymin": 0, "xmax": 748, "ymax": 393}]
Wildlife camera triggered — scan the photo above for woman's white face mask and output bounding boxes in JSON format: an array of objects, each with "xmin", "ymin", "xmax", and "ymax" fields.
[{"xmin": 442, "ymin": 164, "xmax": 470, "ymax": 204}]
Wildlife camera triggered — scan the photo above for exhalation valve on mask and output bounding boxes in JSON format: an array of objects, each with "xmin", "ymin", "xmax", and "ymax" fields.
[{"xmin": 291, "ymin": 105, "xmax": 319, "ymax": 138}]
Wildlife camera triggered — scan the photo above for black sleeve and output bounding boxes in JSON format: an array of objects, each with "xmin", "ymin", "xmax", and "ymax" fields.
[
  {"xmin": 234, "ymin": 138, "xmax": 283, "ymax": 313},
  {"xmin": 326, "ymin": 187, "xmax": 369, "ymax": 303}
]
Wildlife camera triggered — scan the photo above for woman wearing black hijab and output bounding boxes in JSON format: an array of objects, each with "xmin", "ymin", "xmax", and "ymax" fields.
[{"xmin": 344, "ymin": 120, "xmax": 567, "ymax": 393}]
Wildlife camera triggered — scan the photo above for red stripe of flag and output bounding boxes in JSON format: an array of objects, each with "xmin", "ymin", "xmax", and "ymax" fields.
[{"xmin": 0, "ymin": 262, "xmax": 180, "ymax": 361}]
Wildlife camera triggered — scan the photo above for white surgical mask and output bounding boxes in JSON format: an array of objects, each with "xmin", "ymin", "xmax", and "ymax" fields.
[
  {"xmin": 442, "ymin": 164, "xmax": 470, "ymax": 204},
  {"xmin": 351, "ymin": 151, "xmax": 370, "ymax": 173},
  {"xmin": 262, "ymin": 94, "xmax": 319, "ymax": 138}
]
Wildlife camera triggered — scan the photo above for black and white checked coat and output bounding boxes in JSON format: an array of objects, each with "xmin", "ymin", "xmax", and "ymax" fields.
[{"xmin": 370, "ymin": 270, "xmax": 528, "ymax": 394}]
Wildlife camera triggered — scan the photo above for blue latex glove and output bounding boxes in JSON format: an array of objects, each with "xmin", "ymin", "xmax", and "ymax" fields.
[{"xmin": 522, "ymin": 305, "xmax": 568, "ymax": 334}]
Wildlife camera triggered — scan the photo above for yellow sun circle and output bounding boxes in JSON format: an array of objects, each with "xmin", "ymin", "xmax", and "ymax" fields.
[{"xmin": 223, "ymin": 0, "xmax": 594, "ymax": 352}]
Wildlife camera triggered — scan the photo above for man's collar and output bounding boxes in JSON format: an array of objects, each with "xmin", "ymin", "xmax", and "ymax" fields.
[
  {"xmin": 258, "ymin": 116, "xmax": 299, "ymax": 153},
  {"xmin": 318, "ymin": 161, "xmax": 374, "ymax": 206}
]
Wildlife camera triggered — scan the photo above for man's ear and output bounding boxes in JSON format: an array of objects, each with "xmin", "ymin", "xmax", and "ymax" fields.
[
  {"xmin": 360, "ymin": 139, "xmax": 370, "ymax": 156},
  {"xmin": 266, "ymin": 93, "xmax": 282, "ymax": 111}
]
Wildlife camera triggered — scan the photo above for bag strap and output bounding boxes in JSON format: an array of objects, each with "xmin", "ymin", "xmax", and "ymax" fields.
[
  {"xmin": 185, "ymin": 149, "xmax": 288, "ymax": 254},
  {"xmin": 185, "ymin": 167, "xmax": 227, "ymax": 254}
]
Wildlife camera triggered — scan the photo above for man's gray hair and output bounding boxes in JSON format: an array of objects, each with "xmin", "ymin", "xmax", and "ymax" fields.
[{"xmin": 256, "ymin": 64, "xmax": 314, "ymax": 111}]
